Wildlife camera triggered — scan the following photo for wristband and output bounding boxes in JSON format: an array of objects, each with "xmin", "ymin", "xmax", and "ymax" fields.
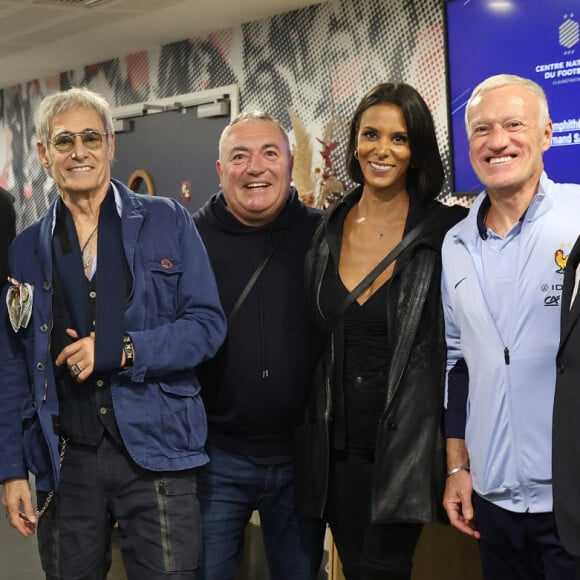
[{"xmin": 122, "ymin": 335, "xmax": 134, "ymax": 368}]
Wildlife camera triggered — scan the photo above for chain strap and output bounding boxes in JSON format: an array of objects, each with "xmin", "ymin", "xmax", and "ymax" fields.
[{"xmin": 35, "ymin": 437, "xmax": 67, "ymax": 518}]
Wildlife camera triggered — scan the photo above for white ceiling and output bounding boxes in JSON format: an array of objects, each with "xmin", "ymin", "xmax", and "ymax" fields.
[{"xmin": 0, "ymin": 0, "xmax": 324, "ymax": 90}]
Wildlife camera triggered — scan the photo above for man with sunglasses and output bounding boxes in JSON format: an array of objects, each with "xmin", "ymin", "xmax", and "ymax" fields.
[{"xmin": 0, "ymin": 87, "xmax": 226, "ymax": 579}]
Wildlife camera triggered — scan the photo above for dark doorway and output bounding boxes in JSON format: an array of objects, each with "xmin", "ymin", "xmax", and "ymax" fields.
[{"xmin": 112, "ymin": 108, "xmax": 229, "ymax": 214}]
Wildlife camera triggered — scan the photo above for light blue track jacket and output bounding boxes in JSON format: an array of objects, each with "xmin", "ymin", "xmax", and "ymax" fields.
[{"xmin": 442, "ymin": 173, "xmax": 580, "ymax": 513}]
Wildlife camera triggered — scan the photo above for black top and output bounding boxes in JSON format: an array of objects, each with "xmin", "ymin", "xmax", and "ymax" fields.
[
  {"xmin": 194, "ymin": 189, "xmax": 322, "ymax": 458},
  {"xmin": 321, "ymin": 259, "xmax": 389, "ymax": 459},
  {"xmin": 51, "ymin": 196, "xmax": 126, "ymax": 446},
  {"xmin": 316, "ymin": 193, "xmax": 423, "ymax": 457}
]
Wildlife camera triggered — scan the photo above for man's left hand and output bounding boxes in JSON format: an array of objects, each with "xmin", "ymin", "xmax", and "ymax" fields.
[
  {"xmin": 55, "ymin": 328, "xmax": 95, "ymax": 382},
  {"xmin": 2, "ymin": 478, "xmax": 36, "ymax": 537}
]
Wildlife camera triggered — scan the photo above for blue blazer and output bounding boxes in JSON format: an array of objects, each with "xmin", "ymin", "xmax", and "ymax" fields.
[{"xmin": 0, "ymin": 179, "xmax": 226, "ymax": 490}]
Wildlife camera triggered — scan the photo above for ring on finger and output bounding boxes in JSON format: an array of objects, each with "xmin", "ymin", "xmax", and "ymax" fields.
[{"xmin": 71, "ymin": 363, "xmax": 82, "ymax": 377}]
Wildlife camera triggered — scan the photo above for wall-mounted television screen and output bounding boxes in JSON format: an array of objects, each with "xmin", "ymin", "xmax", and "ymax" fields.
[{"xmin": 445, "ymin": 0, "xmax": 580, "ymax": 194}]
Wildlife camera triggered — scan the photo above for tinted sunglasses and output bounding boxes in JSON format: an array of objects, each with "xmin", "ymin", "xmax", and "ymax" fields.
[{"xmin": 47, "ymin": 130, "xmax": 107, "ymax": 153}]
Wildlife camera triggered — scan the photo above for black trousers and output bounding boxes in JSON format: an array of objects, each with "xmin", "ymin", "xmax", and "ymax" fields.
[
  {"xmin": 473, "ymin": 492, "xmax": 575, "ymax": 580},
  {"xmin": 325, "ymin": 455, "xmax": 422, "ymax": 580},
  {"xmin": 39, "ymin": 432, "xmax": 202, "ymax": 580}
]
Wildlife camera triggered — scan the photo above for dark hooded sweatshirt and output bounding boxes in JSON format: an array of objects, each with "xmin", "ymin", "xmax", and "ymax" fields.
[{"xmin": 193, "ymin": 188, "xmax": 321, "ymax": 459}]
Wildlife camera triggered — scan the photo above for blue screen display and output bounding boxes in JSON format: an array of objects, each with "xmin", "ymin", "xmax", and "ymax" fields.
[{"xmin": 445, "ymin": 0, "xmax": 580, "ymax": 193}]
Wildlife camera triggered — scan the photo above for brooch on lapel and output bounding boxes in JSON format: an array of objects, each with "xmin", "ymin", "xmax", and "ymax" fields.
[{"xmin": 6, "ymin": 277, "xmax": 34, "ymax": 333}]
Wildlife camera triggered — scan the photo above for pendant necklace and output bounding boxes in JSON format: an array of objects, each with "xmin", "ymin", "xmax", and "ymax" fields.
[
  {"xmin": 374, "ymin": 224, "xmax": 387, "ymax": 239},
  {"xmin": 81, "ymin": 225, "xmax": 98, "ymax": 268},
  {"xmin": 357, "ymin": 205, "xmax": 387, "ymax": 239}
]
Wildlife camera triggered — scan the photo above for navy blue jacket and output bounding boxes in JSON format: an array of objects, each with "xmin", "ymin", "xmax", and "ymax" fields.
[{"xmin": 0, "ymin": 180, "xmax": 226, "ymax": 490}]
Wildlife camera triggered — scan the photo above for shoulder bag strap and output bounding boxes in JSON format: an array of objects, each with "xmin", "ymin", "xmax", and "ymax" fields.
[
  {"xmin": 228, "ymin": 233, "xmax": 285, "ymax": 322},
  {"xmin": 330, "ymin": 205, "xmax": 446, "ymax": 326}
]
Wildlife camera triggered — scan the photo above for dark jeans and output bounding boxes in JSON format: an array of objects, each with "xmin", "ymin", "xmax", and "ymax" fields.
[
  {"xmin": 326, "ymin": 455, "xmax": 422, "ymax": 580},
  {"xmin": 473, "ymin": 492, "xmax": 575, "ymax": 580},
  {"xmin": 198, "ymin": 444, "xmax": 324, "ymax": 580},
  {"xmin": 54, "ymin": 432, "xmax": 201, "ymax": 580}
]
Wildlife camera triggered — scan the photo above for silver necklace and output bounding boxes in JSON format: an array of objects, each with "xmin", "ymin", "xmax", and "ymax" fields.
[{"xmin": 81, "ymin": 225, "xmax": 98, "ymax": 268}]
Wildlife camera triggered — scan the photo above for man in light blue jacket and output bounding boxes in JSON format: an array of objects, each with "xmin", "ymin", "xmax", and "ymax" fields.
[
  {"xmin": 0, "ymin": 87, "xmax": 226, "ymax": 579},
  {"xmin": 441, "ymin": 74, "xmax": 579, "ymax": 579}
]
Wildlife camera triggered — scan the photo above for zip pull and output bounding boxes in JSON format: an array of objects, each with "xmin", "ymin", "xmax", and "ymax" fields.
[
  {"xmin": 261, "ymin": 369, "xmax": 270, "ymax": 380},
  {"xmin": 504, "ymin": 347, "xmax": 510, "ymax": 365}
]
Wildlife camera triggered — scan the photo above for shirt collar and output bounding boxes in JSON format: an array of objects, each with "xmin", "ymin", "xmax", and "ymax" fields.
[{"xmin": 51, "ymin": 181, "xmax": 122, "ymax": 234}]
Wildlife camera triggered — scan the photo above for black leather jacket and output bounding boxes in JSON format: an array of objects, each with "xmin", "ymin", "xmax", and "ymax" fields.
[{"xmin": 294, "ymin": 186, "xmax": 466, "ymax": 523}]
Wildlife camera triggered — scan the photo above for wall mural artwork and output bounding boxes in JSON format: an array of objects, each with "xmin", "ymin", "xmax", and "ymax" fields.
[{"xmin": 0, "ymin": 0, "xmax": 464, "ymax": 232}]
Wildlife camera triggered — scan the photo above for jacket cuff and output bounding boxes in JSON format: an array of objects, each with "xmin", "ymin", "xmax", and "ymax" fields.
[{"xmin": 444, "ymin": 408, "xmax": 466, "ymax": 439}]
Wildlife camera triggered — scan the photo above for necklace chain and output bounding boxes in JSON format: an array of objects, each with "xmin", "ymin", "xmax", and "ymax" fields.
[
  {"xmin": 81, "ymin": 225, "xmax": 98, "ymax": 268},
  {"xmin": 35, "ymin": 437, "xmax": 67, "ymax": 518}
]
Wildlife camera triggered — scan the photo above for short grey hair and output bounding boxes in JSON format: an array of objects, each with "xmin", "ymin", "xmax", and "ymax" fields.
[
  {"xmin": 218, "ymin": 110, "xmax": 289, "ymax": 160},
  {"xmin": 465, "ymin": 74, "xmax": 550, "ymax": 136},
  {"xmin": 35, "ymin": 86, "xmax": 114, "ymax": 143}
]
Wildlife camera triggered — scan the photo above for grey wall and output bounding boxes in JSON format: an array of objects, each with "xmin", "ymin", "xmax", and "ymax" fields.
[{"xmin": 112, "ymin": 108, "xmax": 229, "ymax": 213}]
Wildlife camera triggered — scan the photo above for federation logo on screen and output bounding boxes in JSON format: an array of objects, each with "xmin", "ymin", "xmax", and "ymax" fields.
[{"xmin": 560, "ymin": 14, "xmax": 579, "ymax": 50}]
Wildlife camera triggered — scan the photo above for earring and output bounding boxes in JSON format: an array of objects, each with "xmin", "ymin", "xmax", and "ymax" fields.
[{"xmin": 354, "ymin": 150, "xmax": 359, "ymax": 160}]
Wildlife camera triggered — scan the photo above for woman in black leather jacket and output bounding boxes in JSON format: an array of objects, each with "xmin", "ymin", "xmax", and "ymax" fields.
[{"xmin": 295, "ymin": 83, "xmax": 466, "ymax": 580}]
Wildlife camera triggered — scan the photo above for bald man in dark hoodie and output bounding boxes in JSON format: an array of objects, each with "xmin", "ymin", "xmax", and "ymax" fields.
[{"xmin": 193, "ymin": 110, "xmax": 324, "ymax": 580}]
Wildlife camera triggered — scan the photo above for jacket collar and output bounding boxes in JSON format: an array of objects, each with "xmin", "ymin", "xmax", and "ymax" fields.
[
  {"xmin": 36, "ymin": 179, "xmax": 146, "ymax": 280},
  {"xmin": 453, "ymin": 171, "xmax": 553, "ymax": 247},
  {"xmin": 323, "ymin": 185, "xmax": 440, "ymax": 266}
]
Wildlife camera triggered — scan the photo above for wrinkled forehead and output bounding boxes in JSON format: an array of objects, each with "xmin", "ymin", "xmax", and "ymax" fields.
[
  {"xmin": 468, "ymin": 85, "xmax": 538, "ymax": 123},
  {"xmin": 49, "ymin": 107, "xmax": 105, "ymax": 135}
]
